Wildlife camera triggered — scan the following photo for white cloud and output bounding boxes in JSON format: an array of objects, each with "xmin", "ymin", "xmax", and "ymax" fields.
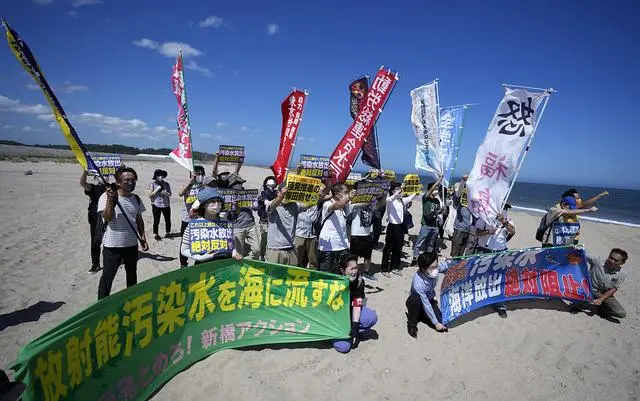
[
  {"xmin": 199, "ymin": 133, "xmax": 223, "ymax": 140},
  {"xmin": 0, "ymin": 94, "xmax": 49, "ymax": 115},
  {"xmin": 199, "ymin": 16, "xmax": 223, "ymax": 28},
  {"xmin": 21, "ymin": 126, "xmax": 38, "ymax": 132},
  {"xmin": 37, "ymin": 114, "xmax": 55, "ymax": 121},
  {"xmin": 71, "ymin": 0, "xmax": 103, "ymax": 8},
  {"xmin": 239, "ymin": 126, "xmax": 250, "ymax": 132},
  {"xmin": 73, "ymin": 112, "xmax": 175, "ymax": 141},
  {"xmin": 152, "ymin": 126, "xmax": 174, "ymax": 136},
  {"xmin": 133, "ymin": 38, "xmax": 203, "ymax": 58},
  {"xmin": 48, "ymin": 122, "xmax": 58, "ymax": 129},
  {"xmin": 200, "ymin": 133, "xmax": 212, "ymax": 138},
  {"xmin": 68, "ymin": 10, "xmax": 79, "ymax": 17},
  {"xmin": 26, "ymin": 81, "xmax": 88, "ymax": 93},
  {"xmin": 33, "ymin": 0, "xmax": 53, "ymax": 5},
  {"xmin": 184, "ymin": 60, "xmax": 212, "ymax": 77},
  {"xmin": 215, "ymin": 122, "xmax": 225, "ymax": 128},
  {"xmin": 267, "ymin": 23, "xmax": 279, "ymax": 35}
]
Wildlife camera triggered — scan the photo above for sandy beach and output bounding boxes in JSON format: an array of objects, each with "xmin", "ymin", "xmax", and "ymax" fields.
[{"xmin": 0, "ymin": 154, "xmax": 638, "ymax": 401}]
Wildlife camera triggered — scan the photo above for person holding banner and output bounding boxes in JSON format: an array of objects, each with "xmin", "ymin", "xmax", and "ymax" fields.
[
  {"xmin": 450, "ymin": 177, "xmax": 474, "ymax": 257},
  {"xmin": 264, "ymin": 185, "xmax": 305, "ymax": 265},
  {"xmin": 80, "ymin": 170, "xmax": 107, "ymax": 274},
  {"xmin": 559, "ymin": 188, "xmax": 608, "ymax": 244},
  {"xmin": 406, "ymin": 252, "xmax": 449, "ymax": 337},
  {"xmin": 381, "ymin": 182, "xmax": 420, "ymax": 277},
  {"xmin": 149, "ymin": 169, "xmax": 172, "ymax": 241},
  {"xmin": 539, "ymin": 197, "xmax": 598, "ymax": 247},
  {"xmin": 228, "ymin": 173, "xmax": 260, "ymax": 259},
  {"xmin": 317, "ymin": 184, "xmax": 355, "ymax": 273},
  {"xmin": 332, "ymin": 255, "xmax": 378, "ymax": 353},
  {"xmin": 97, "ymin": 167, "xmax": 148, "ymax": 299},
  {"xmin": 178, "ymin": 165, "xmax": 206, "ymax": 267},
  {"xmin": 349, "ymin": 181, "xmax": 377, "ymax": 281},
  {"xmin": 257, "ymin": 176, "xmax": 278, "ymax": 261},
  {"xmin": 180, "ymin": 188, "xmax": 242, "ymax": 263},
  {"xmin": 412, "ymin": 178, "xmax": 444, "ymax": 263},
  {"xmin": 570, "ymin": 249, "xmax": 629, "ymax": 320}
]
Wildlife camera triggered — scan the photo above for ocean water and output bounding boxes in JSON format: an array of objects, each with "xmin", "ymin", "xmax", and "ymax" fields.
[{"xmin": 391, "ymin": 174, "xmax": 640, "ymax": 227}]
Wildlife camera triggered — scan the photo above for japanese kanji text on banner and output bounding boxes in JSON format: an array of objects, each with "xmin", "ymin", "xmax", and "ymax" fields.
[
  {"xmin": 438, "ymin": 106, "xmax": 465, "ymax": 186},
  {"xmin": 285, "ymin": 174, "xmax": 322, "ymax": 206},
  {"xmin": 169, "ymin": 50, "xmax": 194, "ymax": 172},
  {"xmin": 329, "ymin": 68, "xmax": 398, "ymax": 183},
  {"xmin": 411, "ymin": 81, "xmax": 441, "ymax": 179},
  {"xmin": 10, "ymin": 259, "xmax": 349, "ymax": 401},
  {"xmin": 466, "ymin": 87, "xmax": 550, "ymax": 223},
  {"xmin": 271, "ymin": 90, "xmax": 307, "ymax": 184},
  {"xmin": 440, "ymin": 247, "xmax": 592, "ymax": 325}
]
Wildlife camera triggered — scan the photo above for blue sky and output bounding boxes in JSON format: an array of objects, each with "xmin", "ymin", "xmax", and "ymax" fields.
[{"xmin": 1, "ymin": 0, "xmax": 639, "ymax": 189}]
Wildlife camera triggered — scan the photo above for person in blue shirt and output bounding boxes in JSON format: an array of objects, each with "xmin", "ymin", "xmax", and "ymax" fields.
[{"xmin": 406, "ymin": 252, "xmax": 449, "ymax": 337}]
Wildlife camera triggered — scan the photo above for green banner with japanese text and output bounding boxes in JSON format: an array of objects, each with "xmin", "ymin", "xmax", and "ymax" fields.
[{"xmin": 10, "ymin": 259, "xmax": 350, "ymax": 401}]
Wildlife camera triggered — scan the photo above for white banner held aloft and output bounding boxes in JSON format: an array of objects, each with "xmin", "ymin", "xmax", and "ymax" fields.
[
  {"xmin": 466, "ymin": 86, "xmax": 550, "ymax": 224},
  {"xmin": 411, "ymin": 81, "xmax": 441, "ymax": 179}
]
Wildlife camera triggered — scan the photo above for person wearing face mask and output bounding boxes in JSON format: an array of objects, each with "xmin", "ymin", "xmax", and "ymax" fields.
[
  {"xmin": 178, "ymin": 165, "xmax": 206, "ymax": 267},
  {"xmin": 97, "ymin": 167, "xmax": 148, "ymax": 299},
  {"xmin": 257, "ymin": 176, "xmax": 278, "ymax": 261},
  {"xmin": 406, "ymin": 252, "xmax": 449, "ymax": 337},
  {"xmin": 381, "ymin": 182, "xmax": 420, "ymax": 277},
  {"xmin": 80, "ymin": 170, "xmax": 108, "ymax": 274},
  {"xmin": 149, "ymin": 169, "xmax": 172, "ymax": 241},
  {"xmin": 332, "ymin": 255, "xmax": 378, "ymax": 353},
  {"xmin": 227, "ymin": 173, "xmax": 260, "ymax": 259},
  {"xmin": 180, "ymin": 188, "xmax": 243, "ymax": 264},
  {"xmin": 317, "ymin": 183, "xmax": 355, "ymax": 273}
]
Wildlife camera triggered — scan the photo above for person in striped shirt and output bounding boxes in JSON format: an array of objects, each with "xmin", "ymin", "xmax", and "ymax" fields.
[{"xmin": 97, "ymin": 167, "xmax": 148, "ymax": 299}]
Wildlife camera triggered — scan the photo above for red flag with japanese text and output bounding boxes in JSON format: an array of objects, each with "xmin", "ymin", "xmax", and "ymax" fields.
[
  {"xmin": 169, "ymin": 50, "xmax": 194, "ymax": 172},
  {"xmin": 330, "ymin": 68, "xmax": 397, "ymax": 183},
  {"xmin": 271, "ymin": 90, "xmax": 307, "ymax": 183}
]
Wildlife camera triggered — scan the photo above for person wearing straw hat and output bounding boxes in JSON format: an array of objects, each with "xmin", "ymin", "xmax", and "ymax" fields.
[{"xmin": 149, "ymin": 169, "xmax": 172, "ymax": 241}]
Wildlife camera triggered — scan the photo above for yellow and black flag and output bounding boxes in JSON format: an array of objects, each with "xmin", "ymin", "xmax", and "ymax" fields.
[{"xmin": 2, "ymin": 18, "xmax": 97, "ymax": 171}]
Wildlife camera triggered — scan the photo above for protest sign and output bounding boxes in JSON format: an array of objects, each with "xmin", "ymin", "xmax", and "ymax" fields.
[
  {"xmin": 216, "ymin": 189, "xmax": 259, "ymax": 213},
  {"xmin": 368, "ymin": 169, "xmax": 396, "ymax": 181},
  {"xmin": 184, "ymin": 184, "xmax": 203, "ymax": 210},
  {"xmin": 298, "ymin": 154, "xmax": 330, "ymax": 179},
  {"xmin": 218, "ymin": 145, "xmax": 245, "ymax": 164},
  {"xmin": 552, "ymin": 223, "xmax": 580, "ymax": 246},
  {"xmin": 87, "ymin": 153, "xmax": 122, "ymax": 177},
  {"xmin": 10, "ymin": 259, "xmax": 350, "ymax": 401},
  {"xmin": 284, "ymin": 174, "xmax": 322, "ymax": 206},
  {"xmin": 217, "ymin": 189, "xmax": 236, "ymax": 212},
  {"xmin": 345, "ymin": 172, "xmax": 363, "ymax": 186},
  {"xmin": 351, "ymin": 180, "xmax": 390, "ymax": 204},
  {"xmin": 402, "ymin": 174, "xmax": 423, "ymax": 195},
  {"xmin": 188, "ymin": 219, "xmax": 234, "ymax": 256},
  {"xmin": 440, "ymin": 247, "xmax": 592, "ymax": 325}
]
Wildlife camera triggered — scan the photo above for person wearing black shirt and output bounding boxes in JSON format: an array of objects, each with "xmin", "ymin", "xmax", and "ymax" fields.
[
  {"xmin": 80, "ymin": 170, "xmax": 107, "ymax": 273},
  {"xmin": 332, "ymin": 255, "xmax": 378, "ymax": 353}
]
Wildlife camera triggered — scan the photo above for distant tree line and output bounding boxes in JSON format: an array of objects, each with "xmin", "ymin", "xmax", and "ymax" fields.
[{"xmin": 0, "ymin": 140, "xmax": 216, "ymax": 161}]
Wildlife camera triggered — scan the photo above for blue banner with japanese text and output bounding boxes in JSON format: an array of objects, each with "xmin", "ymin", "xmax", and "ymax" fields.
[
  {"xmin": 188, "ymin": 219, "xmax": 234, "ymax": 256},
  {"xmin": 440, "ymin": 247, "xmax": 592, "ymax": 325}
]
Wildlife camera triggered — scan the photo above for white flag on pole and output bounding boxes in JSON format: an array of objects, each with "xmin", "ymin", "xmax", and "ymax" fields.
[
  {"xmin": 466, "ymin": 86, "xmax": 549, "ymax": 224},
  {"xmin": 411, "ymin": 81, "xmax": 441, "ymax": 179}
]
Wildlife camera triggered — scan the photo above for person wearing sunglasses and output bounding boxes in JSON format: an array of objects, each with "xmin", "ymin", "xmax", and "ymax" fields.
[{"xmin": 571, "ymin": 248, "xmax": 629, "ymax": 320}]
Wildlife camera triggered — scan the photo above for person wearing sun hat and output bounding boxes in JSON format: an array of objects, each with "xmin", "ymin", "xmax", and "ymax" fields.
[
  {"xmin": 180, "ymin": 187, "xmax": 242, "ymax": 264},
  {"xmin": 149, "ymin": 168, "xmax": 172, "ymax": 241}
]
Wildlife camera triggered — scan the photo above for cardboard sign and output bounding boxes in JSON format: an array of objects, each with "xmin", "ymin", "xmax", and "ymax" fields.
[
  {"xmin": 351, "ymin": 180, "xmax": 390, "ymax": 204},
  {"xmin": 88, "ymin": 153, "xmax": 122, "ymax": 176},
  {"xmin": 402, "ymin": 173, "xmax": 423, "ymax": 195},
  {"xmin": 188, "ymin": 219, "xmax": 234, "ymax": 255},
  {"xmin": 298, "ymin": 154, "xmax": 330, "ymax": 179},
  {"xmin": 284, "ymin": 174, "xmax": 322, "ymax": 206},
  {"xmin": 218, "ymin": 145, "xmax": 245, "ymax": 164}
]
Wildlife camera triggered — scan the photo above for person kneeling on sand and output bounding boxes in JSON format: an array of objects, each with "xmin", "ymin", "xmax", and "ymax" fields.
[
  {"xmin": 332, "ymin": 255, "xmax": 378, "ymax": 353},
  {"xmin": 180, "ymin": 188, "xmax": 243, "ymax": 265},
  {"xmin": 406, "ymin": 252, "xmax": 449, "ymax": 337},
  {"xmin": 571, "ymin": 248, "xmax": 629, "ymax": 320}
]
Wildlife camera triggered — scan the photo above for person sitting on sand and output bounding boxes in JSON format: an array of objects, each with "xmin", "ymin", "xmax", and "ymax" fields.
[
  {"xmin": 148, "ymin": 169, "xmax": 172, "ymax": 241},
  {"xmin": 406, "ymin": 252, "xmax": 448, "ymax": 337},
  {"xmin": 333, "ymin": 255, "xmax": 378, "ymax": 353},
  {"xmin": 180, "ymin": 188, "xmax": 242, "ymax": 264},
  {"xmin": 97, "ymin": 167, "xmax": 148, "ymax": 299},
  {"xmin": 571, "ymin": 248, "xmax": 629, "ymax": 320}
]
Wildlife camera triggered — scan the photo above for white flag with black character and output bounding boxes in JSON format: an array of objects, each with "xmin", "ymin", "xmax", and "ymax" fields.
[{"xmin": 466, "ymin": 86, "xmax": 551, "ymax": 224}]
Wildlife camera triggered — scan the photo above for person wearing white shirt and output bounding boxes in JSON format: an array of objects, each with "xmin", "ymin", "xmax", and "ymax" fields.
[
  {"xmin": 317, "ymin": 183, "xmax": 353, "ymax": 273},
  {"xmin": 380, "ymin": 182, "xmax": 418, "ymax": 277},
  {"xmin": 472, "ymin": 204, "xmax": 515, "ymax": 318}
]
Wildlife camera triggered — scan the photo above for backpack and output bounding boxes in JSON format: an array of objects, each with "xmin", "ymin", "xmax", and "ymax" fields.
[
  {"xmin": 311, "ymin": 201, "xmax": 334, "ymax": 238},
  {"xmin": 535, "ymin": 211, "xmax": 560, "ymax": 242}
]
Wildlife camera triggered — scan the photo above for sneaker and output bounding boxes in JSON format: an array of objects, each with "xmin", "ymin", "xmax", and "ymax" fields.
[
  {"xmin": 391, "ymin": 269, "xmax": 402, "ymax": 276},
  {"xmin": 154, "ymin": 234, "xmax": 162, "ymax": 241},
  {"xmin": 497, "ymin": 309, "xmax": 508, "ymax": 318},
  {"xmin": 88, "ymin": 265, "xmax": 102, "ymax": 274},
  {"xmin": 381, "ymin": 271, "xmax": 391, "ymax": 278},
  {"xmin": 363, "ymin": 272, "xmax": 378, "ymax": 281},
  {"xmin": 407, "ymin": 325, "xmax": 418, "ymax": 338}
]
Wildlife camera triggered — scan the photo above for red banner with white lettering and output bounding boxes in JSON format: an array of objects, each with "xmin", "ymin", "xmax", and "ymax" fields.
[
  {"xmin": 329, "ymin": 68, "xmax": 398, "ymax": 182},
  {"xmin": 271, "ymin": 90, "xmax": 307, "ymax": 184},
  {"xmin": 169, "ymin": 51, "xmax": 194, "ymax": 172}
]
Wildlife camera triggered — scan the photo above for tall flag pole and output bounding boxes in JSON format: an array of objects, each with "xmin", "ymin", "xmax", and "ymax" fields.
[
  {"xmin": 169, "ymin": 50, "xmax": 194, "ymax": 172},
  {"xmin": 271, "ymin": 89, "xmax": 308, "ymax": 184},
  {"xmin": 466, "ymin": 85, "xmax": 554, "ymax": 224},
  {"xmin": 438, "ymin": 104, "xmax": 472, "ymax": 186},
  {"xmin": 2, "ymin": 19, "xmax": 145, "ymax": 244},
  {"xmin": 411, "ymin": 79, "xmax": 442, "ymax": 181},
  {"xmin": 330, "ymin": 67, "xmax": 398, "ymax": 183}
]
